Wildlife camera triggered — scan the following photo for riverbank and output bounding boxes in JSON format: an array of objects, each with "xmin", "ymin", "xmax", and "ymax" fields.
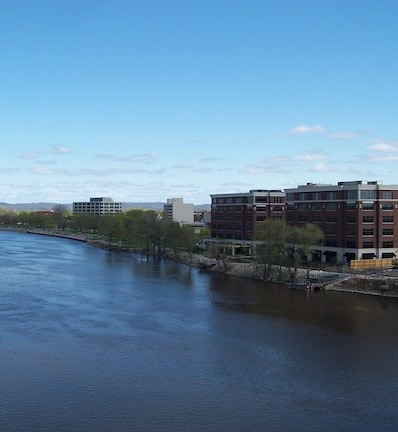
[{"xmin": 3, "ymin": 227, "xmax": 398, "ymax": 298}]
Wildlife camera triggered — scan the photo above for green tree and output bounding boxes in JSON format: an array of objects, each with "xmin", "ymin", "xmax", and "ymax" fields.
[
  {"xmin": 73, "ymin": 212, "xmax": 99, "ymax": 233},
  {"xmin": 255, "ymin": 219, "xmax": 288, "ymax": 281},
  {"xmin": 179, "ymin": 224, "xmax": 197, "ymax": 264},
  {"xmin": 0, "ymin": 206, "xmax": 17, "ymax": 224},
  {"xmin": 287, "ymin": 223, "xmax": 324, "ymax": 281},
  {"xmin": 135, "ymin": 210, "xmax": 162, "ymax": 253},
  {"xmin": 51, "ymin": 204, "xmax": 69, "ymax": 228},
  {"xmin": 98, "ymin": 213, "xmax": 123, "ymax": 245}
]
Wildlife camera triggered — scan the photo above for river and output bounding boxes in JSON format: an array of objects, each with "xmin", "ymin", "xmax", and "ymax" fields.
[{"xmin": 0, "ymin": 230, "xmax": 397, "ymax": 431}]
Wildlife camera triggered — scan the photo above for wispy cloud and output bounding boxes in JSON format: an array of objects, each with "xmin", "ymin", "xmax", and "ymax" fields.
[
  {"xmin": 360, "ymin": 139, "xmax": 398, "ymax": 162},
  {"xmin": 283, "ymin": 124, "xmax": 327, "ymax": 136},
  {"xmin": 29, "ymin": 166, "xmax": 55, "ymax": 175},
  {"xmin": 295, "ymin": 150, "xmax": 328, "ymax": 161},
  {"xmin": 199, "ymin": 156, "xmax": 222, "ymax": 162},
  {"xmin": 20, "ymin": 152, "xmax": 42, "ymax": 159},
  {"xmin": 241, "ymin": 155, "xmax": 294, "ymax": 174},
  {"xmin": 52, "ymin": 146, "xmax": 72, "ymax": 154},
  {"xmin": 95, "ymin": 152, "xmax": 159, "ymax": 163},
  {"xmin": 312, "ymin": 164, "xmax": 331, "ymax": 172},
  {"xmin": 366, "ymin": 139, "xmax": 398, "ymax": 153}
]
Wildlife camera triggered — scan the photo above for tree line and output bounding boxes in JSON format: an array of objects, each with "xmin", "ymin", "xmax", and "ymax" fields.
[{"xmin": 0, "ymin": 205, "xmax": 207, "ymax": 260}]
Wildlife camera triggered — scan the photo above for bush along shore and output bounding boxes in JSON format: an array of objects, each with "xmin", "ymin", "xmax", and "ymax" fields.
[{"xmin": 4, "ymin": 227, "xmax": 398, "ymax": 298}]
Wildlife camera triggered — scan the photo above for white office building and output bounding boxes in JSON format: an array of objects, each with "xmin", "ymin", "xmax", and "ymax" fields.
[
  {"xmin": 73, "ymin": 197, "xmax": 122, "ymax": 216},
  {"xmin": 164, "ymin": 198, "xmax": 194, "ymax": 225}
]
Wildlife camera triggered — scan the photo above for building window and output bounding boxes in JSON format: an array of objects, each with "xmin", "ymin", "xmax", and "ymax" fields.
[
  {"xmin": 347, "ymin": 240, "xmax": 356, "ymax": 248},
  {"xmin": 298, "ymin": 204, "xmax": 308, "ymax": 210},
  {"xmin": 362, "ymin": 203, "xmax": 374, "ymax": 210},
  {"xmin": 298, "ymin": 193, "xmax": 307, "ymax": 201},
  {"xmin": 273, "ymin": 206, "xmax": 283, "ymax": 211},
  {"xmin": 326, "ymin": 240, "xmax": 337, "ymax": 247},
  {"xmin": 273, "ymin": 197, "xmax": 283, "ymax": 203},
  {"xmin": 312, "ymin": 192, "xmax": 322, "ymax": 200},
  {"xmin": 326, "ymin": 203, "xmax": 337, "ymax": 211},
  {"xmin": 255, "ymin": 196, "xmax": 268, "ymax": 203},
  {"xmin": 312, "ymin": 215, "xmax": 322, "ymax": 223},
  {"xmin": 363, "ymin": 228, "xmax": 374, "ymax": 236},
  {"xmin": 327, "ymin": 192, "xmax": 337, "ymax": 200},
  {"xmin": 286, "ymin": 193, "xmax": 294, "ymax": 201},
  {"xmin": 298, "ymin": 214, "xmax": 308, "ymax": 222},
  {"xmin": 312, "ymin": 204, "xmax": 322, "ymax": 211},
  {"xmin": 363, "ymin": 216, "xmax": 374, "ymax": 223},
  {"xmin": 326, "ymin": 227, "xmax": 337, "ymax": 235},
  {"xmin": 363, "ymin": 241, "xmax": 374, "ymax": 248},
  {"xmin": 383, "ymin": 215, "xmax": 394, "ymax": 223},
  {"xmin": 346, "ymin": 202, "xmax": 356, "ymax": 210},
  {"xmin": 345, "ymin": 190, "xmax": 358, "ymax": 200},
  {"xmin": 383, "ymin": 228, "xmax": 394, "ymax": 236},
  {"xmin": 256, "ymin": 216, "xmax": 266, "ymax": 222},
  {"xmin": 383, "ymin": 192, "xmax": 393, "ymax": 199},
  {"xmin": 347, "ymin": 215, "xmax": 356, "ymax": 223},
  {"xmin": 326, "ymin": 215, "xmax": 337, "ymax": 223},
  {"xmin": 256, "ymin": 206, "xmax": 267, "ymax": 212},
  {"xmin": 383, "ymin": 241, "xmax": 394, "ymax": 248},
  {"xmin": 382, "ymin": 203, "xmax": 394, "ymax": 210},
  {"xmin": 360, "ymin": 190, "xmax": 376, "ymax": 199}
]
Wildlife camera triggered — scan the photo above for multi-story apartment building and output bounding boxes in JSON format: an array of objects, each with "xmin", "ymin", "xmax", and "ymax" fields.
[
  {"xmin": 285, "ymin": 180, "xmax": 398, "ymax": 263},
  {"xmin": 210, "ymin": 190, "xmax": 286, "ymax": 246},
  {"xmin": 73, "ymin": 197, "xmax": 122, "ymax": 216},
  {"xmin": 163, "ymin": 198, "xmax": 194, "ymax": 225}
]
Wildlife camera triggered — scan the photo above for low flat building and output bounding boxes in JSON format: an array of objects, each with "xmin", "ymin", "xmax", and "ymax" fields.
[{"xmin": 73, "ymin": 197, "xmax": 122, "ymax": 216}]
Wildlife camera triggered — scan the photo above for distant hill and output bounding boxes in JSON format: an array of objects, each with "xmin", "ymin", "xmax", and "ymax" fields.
[{"xmin": 0, "ymin": 202, "xmax": 211, "ymax": 212}]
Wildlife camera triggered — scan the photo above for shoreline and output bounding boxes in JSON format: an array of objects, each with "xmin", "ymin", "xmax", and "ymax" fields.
[{"xmin": 3, "ymin": 227, "xmax": 398, "ymax": 299}]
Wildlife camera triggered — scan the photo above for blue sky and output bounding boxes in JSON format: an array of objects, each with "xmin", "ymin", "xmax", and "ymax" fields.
[{"xmin": 1, "ymin": 0, "xmax": 398, "ymax": 204}]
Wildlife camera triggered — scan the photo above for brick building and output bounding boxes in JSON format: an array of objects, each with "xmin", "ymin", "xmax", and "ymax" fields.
[
  {"xmin": 209, "ymin": 181, "xmax": 398, "ymax": 263},
  {"xmin": 210, "ymin": 190, "xmax": 285, "ymax": 253},
  {"xmin": 285, "ymin": 180, "xmax": 398, "ymax": 263}
]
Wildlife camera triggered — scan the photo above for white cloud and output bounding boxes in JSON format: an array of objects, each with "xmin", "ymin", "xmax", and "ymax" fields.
[
  {"xmin": 29, "ymin": 166, "xmax": 55, "ymax": 175},
  {"xmin": 366, "ymin": 140, "xmax": 398, "ymax": 152},
  {"xmin": 295, "ymin": 151, "xmax": 328, "ymax": 161},
  {"xmin": 284, "ymin": 124, "xmax": 327, "ymax": 135},
  {"xmin": 53, "ymin": 146, "xmax": 72, "ymax": 154},
  {"xmin": 241, "ymin": 155, "xmax": 294, "ymax": 174},
  {"xmin": 312, "ymin": 164, "xmax": 331, "ymax": 172},
  {"xmin": 20, "ymin": 152, "xmax": 42, "ymax": 159},
  {"xmin": 95, "ymin": 152, "xmax": 159, "ymax": 163}
]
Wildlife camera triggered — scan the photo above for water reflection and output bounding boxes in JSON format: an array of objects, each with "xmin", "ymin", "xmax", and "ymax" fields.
[{"xmin": 208, "ymin": 273, "xmax": 398, "ymax": 335}]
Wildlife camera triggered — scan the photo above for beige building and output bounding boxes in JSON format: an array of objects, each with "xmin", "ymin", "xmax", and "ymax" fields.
[{"xmin": 163, "ymin": 198, "xmax": 194, "ymax": 225}]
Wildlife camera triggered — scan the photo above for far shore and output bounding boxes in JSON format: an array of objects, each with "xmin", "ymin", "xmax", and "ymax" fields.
[{"xmin": 2, "ymin": 226, "xmax": 398, "ymax": 299}]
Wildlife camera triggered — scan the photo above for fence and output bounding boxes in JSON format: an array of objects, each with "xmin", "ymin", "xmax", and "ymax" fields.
[{"xmin": 350, "ymin": 258, "xmax": 394, "ymax": 269}]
